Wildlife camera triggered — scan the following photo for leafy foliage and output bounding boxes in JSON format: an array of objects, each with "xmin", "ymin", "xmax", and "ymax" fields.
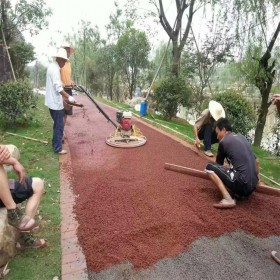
[
  {"xmin": 9, "ymin": 41, "xmax": 35, "ymax": 79},
  {"xmin": 184, "ymin": 20, "xmax": 235, "ymax": 98},
  {"xmin": 6, "ymin": 0, "xmax": 52, "ymax": 36},
  {"xmin": 0, "ymin": 80, "xmax": 37, "ymax": 125},
  {"xmin": 116, "ymin": 27, "xmax": 150, "ymax": 99},
  {"xmin": 213, "ymin": 91, "xmax": 256, "ymax": 138},
  {"xmin": 154, "ymin": 77, "xmax": 192, "ymax": 119},
  {"xmin": 238, "ymin": 44, "xmax": 263, "ymax": 85},
  {"xmin": 70, "ymin": 21, "xmax": 102, "ymax": 88},
  {"xmin": 94, "ymin": 44, "xmax": 118, "ymax": 100}
]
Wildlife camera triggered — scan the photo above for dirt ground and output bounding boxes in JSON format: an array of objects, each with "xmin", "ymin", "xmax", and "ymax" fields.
[{"xmin": 64, "ymin": 95, "xmax": 280, "ymax": 279}]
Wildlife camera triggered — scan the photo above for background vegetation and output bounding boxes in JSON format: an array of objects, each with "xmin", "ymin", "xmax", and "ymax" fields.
[
  {"xmin": 0, "ymin": 80, "xmax": 37, "ymax": 125},
  {"xmin": 0, "ymin": 96, "xmax": 61, "ymax": 280}
]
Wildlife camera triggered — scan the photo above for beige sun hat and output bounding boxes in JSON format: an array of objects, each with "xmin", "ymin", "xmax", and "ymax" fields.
[
  {"xmin": 61, "ymin": 42, "xmax": 74, "ymax": 54},
  {"xmin": 208, "ymin": 100, "xmax": 225, "ymax": 121},
  {"xmin": 52, "ymin": 48, "xmax": 69, "ymax": 61}
]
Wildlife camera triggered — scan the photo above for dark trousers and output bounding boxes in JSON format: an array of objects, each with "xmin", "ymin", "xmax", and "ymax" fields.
[
  {"xmin": 198, "ymin": 124, "xmax": 218, "ymax": 151},
  {"xmin": 49, "ymin": 109, "xmax": 64, "ymax": 153},
  {"xmin": 205, "ymin": 162, "xmax": 255, "ymax": 196}
]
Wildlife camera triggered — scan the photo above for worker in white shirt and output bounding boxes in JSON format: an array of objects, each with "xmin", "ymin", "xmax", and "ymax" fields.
[{"xmin": 45, "ymin": 48, "xmax": 76, "ymax": 155}]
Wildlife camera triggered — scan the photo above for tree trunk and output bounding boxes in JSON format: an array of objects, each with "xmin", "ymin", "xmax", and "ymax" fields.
[
  {"xmin": 158, "ymin": 0, "xmax": 195, "ymax": 77},
  {"xmin": 172, "ymin": 41, "xmax": 180, "ymax": 77},
  {"xmin": 253, "ymin": 21, "xmax": 280, "ymax": 146},
  {"xmin": 253, "ymin": 89, "xmax": 270, "ymax": 146}
]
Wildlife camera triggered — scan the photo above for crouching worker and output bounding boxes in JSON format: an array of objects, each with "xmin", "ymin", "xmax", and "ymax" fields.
[
  {"xmin": 194, "ymin": 100, "xmax": 226, "ymax": 157},
  {"xmin": 0, "ymin": 145, "xmax": 47, "ymax": 249},
  {"xmin": 205, "ymin": 118, "xmax": 259, "ymax": 209}
]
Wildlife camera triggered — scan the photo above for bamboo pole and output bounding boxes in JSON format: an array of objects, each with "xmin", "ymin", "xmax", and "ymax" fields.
[
  {"xmin": 6, "ymin": 132, "xmax": 48, "ymax": 144},
  {"xmin": 0, "ymin": 25, "xmax": 16, "ymax": 81}
]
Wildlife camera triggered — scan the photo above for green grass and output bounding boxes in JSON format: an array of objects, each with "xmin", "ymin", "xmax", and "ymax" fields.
[
  {"xmin": 0, "ymin": 96, "xmax": 61, "ymax": 280},
  {"xmin": 1, "ymin": 94, "xmax": 279, "ymax": 279},
  {"xmin": 253, "ymin": 146, "xmax": 280, "ymax": 187}
]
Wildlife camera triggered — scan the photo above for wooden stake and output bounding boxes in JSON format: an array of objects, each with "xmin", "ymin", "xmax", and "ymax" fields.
[
  {"xmin": 164, "ymin": 162, "xmax": 280, "ymax": 197},
  {"xmin": 6, "ymin": 132, "xmax": 48, "ymax": 144}
]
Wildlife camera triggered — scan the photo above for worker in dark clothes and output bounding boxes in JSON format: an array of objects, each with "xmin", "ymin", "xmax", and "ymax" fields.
[{"xmin": 205, "ymin": 118, "xmax": 259, "ymax": 209}]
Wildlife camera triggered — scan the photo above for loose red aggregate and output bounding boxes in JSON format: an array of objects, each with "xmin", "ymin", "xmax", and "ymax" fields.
[{"xmin": 64, "ymin": 96, "xmax": 280, "ymax": 272}]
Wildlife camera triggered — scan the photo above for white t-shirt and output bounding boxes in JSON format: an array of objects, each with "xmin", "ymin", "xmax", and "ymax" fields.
[{"xmin": 45, "ymin": 61, "xmax": 64, "ymax": 110}]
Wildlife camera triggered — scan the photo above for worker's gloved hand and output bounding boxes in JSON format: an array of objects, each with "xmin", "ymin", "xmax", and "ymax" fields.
[{"xmin": 68, "ymin": 96, "xmax": 76, "ymax": 103}]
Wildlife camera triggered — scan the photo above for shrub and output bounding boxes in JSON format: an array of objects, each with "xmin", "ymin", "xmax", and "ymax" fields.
[
  {"xmin": 0, "ymin": 80, "xmax": 37, "ymax": 125},
  {"xmin": 213, "ymin": 91, "xmax": 256, "ymax": 138},
  {"xmin": 154, "ymin": 77, "xmax": 192, "ymax": 119}
]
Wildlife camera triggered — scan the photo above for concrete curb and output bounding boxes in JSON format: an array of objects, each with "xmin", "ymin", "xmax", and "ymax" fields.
[{"xmin": 59, "ymin": 139, "xmax": 89, "ymax": 280}]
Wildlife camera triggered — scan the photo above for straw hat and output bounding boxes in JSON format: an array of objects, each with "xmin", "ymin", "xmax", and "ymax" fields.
[
  {"xmin": 61, "ymin": 42, "xmax": 74, "ymax": 54},
  {"xmin": 208, "ymin": 100, "xmax": 225, "ymax": 121},
  {"xmin": 52, "ymin": 48, "xmax": 68, "ymax": 61}
]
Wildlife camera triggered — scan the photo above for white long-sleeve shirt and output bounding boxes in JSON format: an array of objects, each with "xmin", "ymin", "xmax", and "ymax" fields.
[{"xmin": 45, "ymin": 61, "xmax": 64, "ymax": 110}]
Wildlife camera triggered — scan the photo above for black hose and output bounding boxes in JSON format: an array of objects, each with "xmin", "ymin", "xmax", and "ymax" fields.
[{"xmin": 75, "ymin": 85, "xmax": 118, "ymax": 128}]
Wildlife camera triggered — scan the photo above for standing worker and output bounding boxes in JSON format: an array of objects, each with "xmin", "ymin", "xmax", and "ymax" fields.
[
  {"xmin": 271, "ymin": 93, "xmax": 280, "ymax": 265},
  {"xmin": 45, "ymin": 48, "xmax": 76, "ymax": 155},
  {"xmin": 60, "ymin": 43, "xmax": 75, "ymax": 135},
  {"xmin": 194, "ymin": 100, "xmax": 225, "ymax": 157}
]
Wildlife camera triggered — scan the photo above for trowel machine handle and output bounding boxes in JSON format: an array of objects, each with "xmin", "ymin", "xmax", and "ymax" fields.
[{"xmin": 74, "ymin": 85, "xmax": 118, "ymax": 128}]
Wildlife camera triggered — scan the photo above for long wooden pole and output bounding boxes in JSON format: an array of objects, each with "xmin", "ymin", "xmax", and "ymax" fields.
[
  {"xmin": 0, "ymin": 25, "xmax": 16, "ymax": 81},
  {"xmin": 6, "ymin": 132, "xmax": 48, "ymax": 144},
  {"xmin": 164, "ymin": 162, "xmax": 280, "ymax": 197},
  {"xmin": 165, "ymin": 163, "xmax": 209, "ymax": 180}
]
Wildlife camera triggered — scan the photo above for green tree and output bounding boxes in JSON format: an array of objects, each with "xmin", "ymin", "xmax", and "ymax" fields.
[
  {"xmin": 116, "ymin": 27, "xmax": 150, "ymax": 99},
  {"xmin": 214, "ymin": 0, "xmax": 280, "ymax": 147},
  {"xmin": 95, "ymin": 44, "xmax": 118, "ymax": 100},
  {"xmin": 213, "ymin": 91, "xmax": 256, "ymax": 138},
  {"xmin": 151, "ymin": 42, "xmax": 173, "ymax": 80},
  {"xmin": 154, "ymin": 76, "xmax": 192, "ymax": 119},
  {"xmin": 2, "ymin": 0, "xmax": 52, "ymax": 40},
  {"xmin": 239, "ymin": 23, "xmax": 280, "ymax": 146},
  {"xmin": 70, "ymin": 21, "xmax": 102, "ymax": 89},
  {"xmin": 253, "ymin": 24, "xmax": 280, "ymax": 146},
  {"xmin": 150, "ymin": 0, "xmax": 206, "ymax": 78},
  {"xmin": 0, "ymin": 80, "xmax": 37, "ymax": 125},
  {"xmin": 9, "ymin": 41, "xmax": 35, "ymax": 79},
  {"xmin": 185, "ymin": 20, "xmax": 234, "ymax": 100},
  {"xmin": 0, "ymin": 0, "xmax": 51, "ymax": 80}
]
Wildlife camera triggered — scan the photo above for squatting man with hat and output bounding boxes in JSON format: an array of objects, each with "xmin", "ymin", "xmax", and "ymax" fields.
[
  {"xmin": 45, "ymin": 48, "xmax": 76, "ymax": 155},
  {"xmin": 193, "ymin": 100, "xmax": 225, "ymax": 157}
]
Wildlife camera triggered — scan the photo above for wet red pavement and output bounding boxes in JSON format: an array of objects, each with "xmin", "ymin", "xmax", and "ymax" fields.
[{"xmin": 64, "ymin": 95, "xmax": 280, "ymax": 272}]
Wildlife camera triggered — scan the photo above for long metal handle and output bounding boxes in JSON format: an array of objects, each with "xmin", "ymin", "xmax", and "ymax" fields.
[{"xmin": 75, "ymin": 85, "xmax": 118, "ymax": 128}]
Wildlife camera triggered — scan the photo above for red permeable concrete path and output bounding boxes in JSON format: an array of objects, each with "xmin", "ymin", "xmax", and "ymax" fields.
[{"xmin": 64, "ymin": 95, "xmax": 280, "ymax": 272}]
